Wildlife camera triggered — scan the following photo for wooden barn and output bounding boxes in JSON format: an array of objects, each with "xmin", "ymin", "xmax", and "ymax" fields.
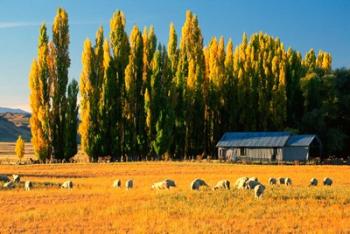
[{"xmin": 216, "ymin": 132, "xmax": 322, "ymax": 162}]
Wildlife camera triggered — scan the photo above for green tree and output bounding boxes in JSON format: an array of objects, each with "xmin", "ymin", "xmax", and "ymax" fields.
[
  {"xmin": 125, "ymin": 26, "xmax": 144, "ymax": 160},
  {"xmin": 51, "ymin": 8, "xmax": 71, "ymax": 159},
  {"xmin": 109, "ymin": 10, "xmax": 130, "ymax": 160},
  {"xmin": 65, "ymin": 79, "xmax": 79, "ymax": 160}
]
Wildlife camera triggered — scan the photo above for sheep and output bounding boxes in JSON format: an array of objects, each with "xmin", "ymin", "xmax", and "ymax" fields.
[
  {"xmin": 190, "ymin": 178, "xmax": 208, "ymax": 190},
  {"xmin": 323, "ymin": 177, "xmax": 333, "ymax": 186},
  {"xmin": 285, "ymin": 177, "xmax": 292, "ymax": 186},
  {"xmin": 249, "ymin": 177, "xmax": 258, "ymax": 182},
  {"xmin": 125, "ymin": 179, "xmax": 133, "ymax": 189},
  {"xmin": 0, "ymin": 175, "xmax": 9, "ymax": 182},
  {"xmin": 254, "ymin": 184, "xmax": 266, "ymax": 199},
  {"xmin": 235, "ymin": 177, "xmax": 249, "ymax": 189},
  {"xmin": 3, "ymin": 181, "xmax": 14, "ymax": 189},
  {"xmin": 278, "ymin": 177, "xmax": 292, "ymax": 186},
  {"xmin": 113, "ymin": 179, "xmax": 121, "ymax": 188},
  {"xmin": 164, "ymin": 179, "xmax": 176, "ymax": 188},
  {"xmin": 245, "ymin": 179, "xmax": 261, "ymax": 190},
  {"xmin": 278, "ymin": 177, "xmax": 285, "ymax": 185},
  {"xmin": 213, "ymin": 180, "xmax": 230, "ymax": 190},
  {"xmin": 61, "ymin": 180, "xmax": 73, "ymax": 189},
  {"xmin": 268, "ymin": 177, "xmax": 277, "ymax": 185},
  {"xmin": 152, "ymin": 181, "xmax": 168, "ymax": 190},
  {"xmin": 13, "ymin": 174, "xmax": 20, "ymax": 183},
  {"xmin": 25, "ymin": 181, "xmax": 32, "ymax": 191},
  {"xmin": 309, "ymin": 178, "xmax": 318, "ymax": 186}
]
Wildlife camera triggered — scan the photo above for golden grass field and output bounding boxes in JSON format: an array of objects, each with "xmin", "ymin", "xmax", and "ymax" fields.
[{"xmin": 0, "ymin": 161, "xmax": 350, "ymax": 233}]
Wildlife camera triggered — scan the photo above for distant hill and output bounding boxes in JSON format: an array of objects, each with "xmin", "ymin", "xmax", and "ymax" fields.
[
  {"xmin": 0, "ymin": 112, "xmax": 31, "ymax": 142},
  {"xmin": 0, "ymin": 107, "xmax": 29, "ymax": 114}
]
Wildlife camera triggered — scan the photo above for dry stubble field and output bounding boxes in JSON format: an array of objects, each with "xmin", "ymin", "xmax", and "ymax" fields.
[{"xmin": 0, "ymin": 162, "xmax": 350, "ymax": 233}]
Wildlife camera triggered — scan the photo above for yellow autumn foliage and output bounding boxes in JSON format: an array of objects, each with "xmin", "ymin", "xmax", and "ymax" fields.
[{"xmin": 15, "ymin": 136, "xmax": 25, "ymax": 161}]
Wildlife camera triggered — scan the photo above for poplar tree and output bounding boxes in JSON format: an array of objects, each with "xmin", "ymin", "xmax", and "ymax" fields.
[
  {"xmin": 65, "ymin": 79, "xmax": 79, "ymax": 160},
  {"xmin": 167, "ymin": 23, "xmax": 184, "ymax": 159},
  {"xmin": 223, "ymin": 39, "xmax": 237, "ymax": 132},
  {"xmin": 142, "ymin": 26, "xmax": 157, "ymax": 155},
  {"xmin": 29, "ymin": 60, "xmax": 48, "ymax": 161},
  {"xmin": 99, "ymin": 39, "xmax": 113, "ymax": 158},
  {"xmin": 125, "ymin": 26, "xmax": 144, "ymax": 160},
  {"xmin": 79, "ymin": 39, "xmax": 99, "ymax": 161},
  {"xmin": 51, "ymin": 8, "xmax": 70, "ymax": 159},
  {"xmin": 29, "ymin": 24, "xmax": 51, "ymax": 162},
  {"xmin": 150, "ymin": 48, "xmax": 175, "ymax": 159},
  {"xmin": 109, "ymin": 10, "xmax": 130, "ymax": 160},
  {"xmin": 179, "ymin": 11, "xmax": 205, "ymax": 158},
  {"xmin": 15, "ymin": 136, "xmax": 25, "ymax": 162}
]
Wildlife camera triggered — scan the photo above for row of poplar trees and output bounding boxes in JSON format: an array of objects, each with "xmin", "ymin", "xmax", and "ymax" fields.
[
  {"xmin": 29, "ymin": 8, "xmax": 78, "ymax": 161},
  {"xmin": 30, "ymin": 8, "xmax": 336, "ymax": 162}
]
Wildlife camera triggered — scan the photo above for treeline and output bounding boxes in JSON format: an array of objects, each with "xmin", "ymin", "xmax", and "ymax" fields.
[{"xmin": 29, "ymin": 8, "xmax": 350, "ymax": 162}]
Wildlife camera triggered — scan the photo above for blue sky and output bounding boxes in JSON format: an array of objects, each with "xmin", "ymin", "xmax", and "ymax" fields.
[{"xmin": 0, "ymin": 0, "xmax": 349, "ymax": 111}]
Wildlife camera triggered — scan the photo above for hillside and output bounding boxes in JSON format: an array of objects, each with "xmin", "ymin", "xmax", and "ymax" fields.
[
  {"xmin": 0, "ymin": 112, "xmax": 31, "ymax": 142},
  {"xmin": 0, "ymin": 107, "xmax": 28, "ymax": 114}
]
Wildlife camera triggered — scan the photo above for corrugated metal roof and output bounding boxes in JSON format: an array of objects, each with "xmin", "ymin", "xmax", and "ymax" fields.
[
  {"xmin": 216, "ymin": 132, "xmax": 291, "ymax": 148},
  {"xmin": 286, "ymin": 135, "xmax": 316, "ymax": 146}
]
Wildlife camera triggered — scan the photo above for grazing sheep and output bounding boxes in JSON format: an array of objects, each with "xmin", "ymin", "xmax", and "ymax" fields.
[
  {"xmin": 323, "ymin": 177, "xmax": 333, "ymax": 186},
  {"xmin": 309, "ymin": 178, "xmax": 318, "ymax": 186},
  {"xmin": 245, "ymin": 179, "xmax": 260, "ymax": 190},
  {"xmin": 3, "ymin": 181, "xmax": 14, "ymax": 189},
  {"xmin": 61, "ymin": 180, "xmax": 73, "ymax": 189},
  {"xmin": 164, "ymin": 179, "xmax": 176, "ymax": 188},
  {"xmin": 152, "ymin": 181, "xmax": 168, "ymax": 190},
  {"xmin": 285, "ymin": 177, "xmax": 292, "ymax": 186},
  {"xmin": 125, "ymin": 179, "xmax": 133, "ymax": 189},
  {"xmin": 113, "ymin": 179, "xmax": 121, "ymax": 188},
  {"xmin": 13, "ymin": 174, "xmax": 20, "ymax": 183},
  {"xmin": 235, "ymin": 177, "xmax": 249, "ymax": 189},
  {"xmin": 190, "ymin": 178, "xmax": 208, "ymax": 190},
  {"xmin": 249, "ymin": 177, "xmax": 258, "ymax": 182},
  {"xmin": 268, "ymin": 177, "xmax": 277, "ymax": 185},
  {"xmin": 254, "ymin": 184, "xmax": 266, "ymax": 199},
  {"xmin": 278, "ymin": 177, "xmax": 285, "ymax": 185},
  {"xmin": 0, "ymin": 175, "xmax": 9, "ymax": 182},
  {"xmin": 278, "ymin": 177, "xmax": 292, "ymax": 186},
  {"xmin": 213, "ymin": 180, "xmax": 230, "ymax": 190},
  {"xmin": 25, "ymin": 181, "xmax": 32, "ymax": 191}
]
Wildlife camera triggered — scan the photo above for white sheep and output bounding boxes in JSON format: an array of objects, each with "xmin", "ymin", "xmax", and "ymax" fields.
[
  {"xmin": 152, "ymin": 181, "xmax": 168, "ymax": 190},
  {"xmin": 254, "ymin": 184, "xmax": 266, "ymax": 199},
  {"xmin": 278, "ymin": 177, "xmax": 292, "ymax": 186},
  {"xmin": 12, "ymin": 174, "xmax": 20, "ymax": 183},
  {"xmin": 235, "ymin": 177, "xmax": 249, "ymax": 189},
  {"xmin": 309, "ymin": 178, "xmax": 318, "ymax": 186},
  {"xmin": 126, "ymin": 179, "xmax": 133, "ymax": 189},
  {"xmin": 285, "ymin": 177, "xmax": 292, "ymax": 186},
  {"xmin": 190, "ymin": 178, "xmax": 208, "ymax": 190},
  {"xmin": 245, "ymin": 179, "xmax": 260, "ymax": 190},
  {"xmin": 268, "ymin": 177, "xmax": 277, "ymax": 185},
  {"xmin": 323, "ymin": 177, "xmax": 333, "ymax": 186},
  {"xmin": 25, "ymin": 181, "xmax": 32, "ymax": 191},
  {"xmin": 113, "ymin": 179, "xmax": 121, "ymax": 188},
  {"xmin": 61, "ymin": 180, "xmax": 73, "ymax": 189},
  {"xmin": 213, "ymin": 180, "xmax": 230, "ymax": 190},
  {"xmin": 3, "ymin": 181, "xmax": 14, "ymax": 188}
]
